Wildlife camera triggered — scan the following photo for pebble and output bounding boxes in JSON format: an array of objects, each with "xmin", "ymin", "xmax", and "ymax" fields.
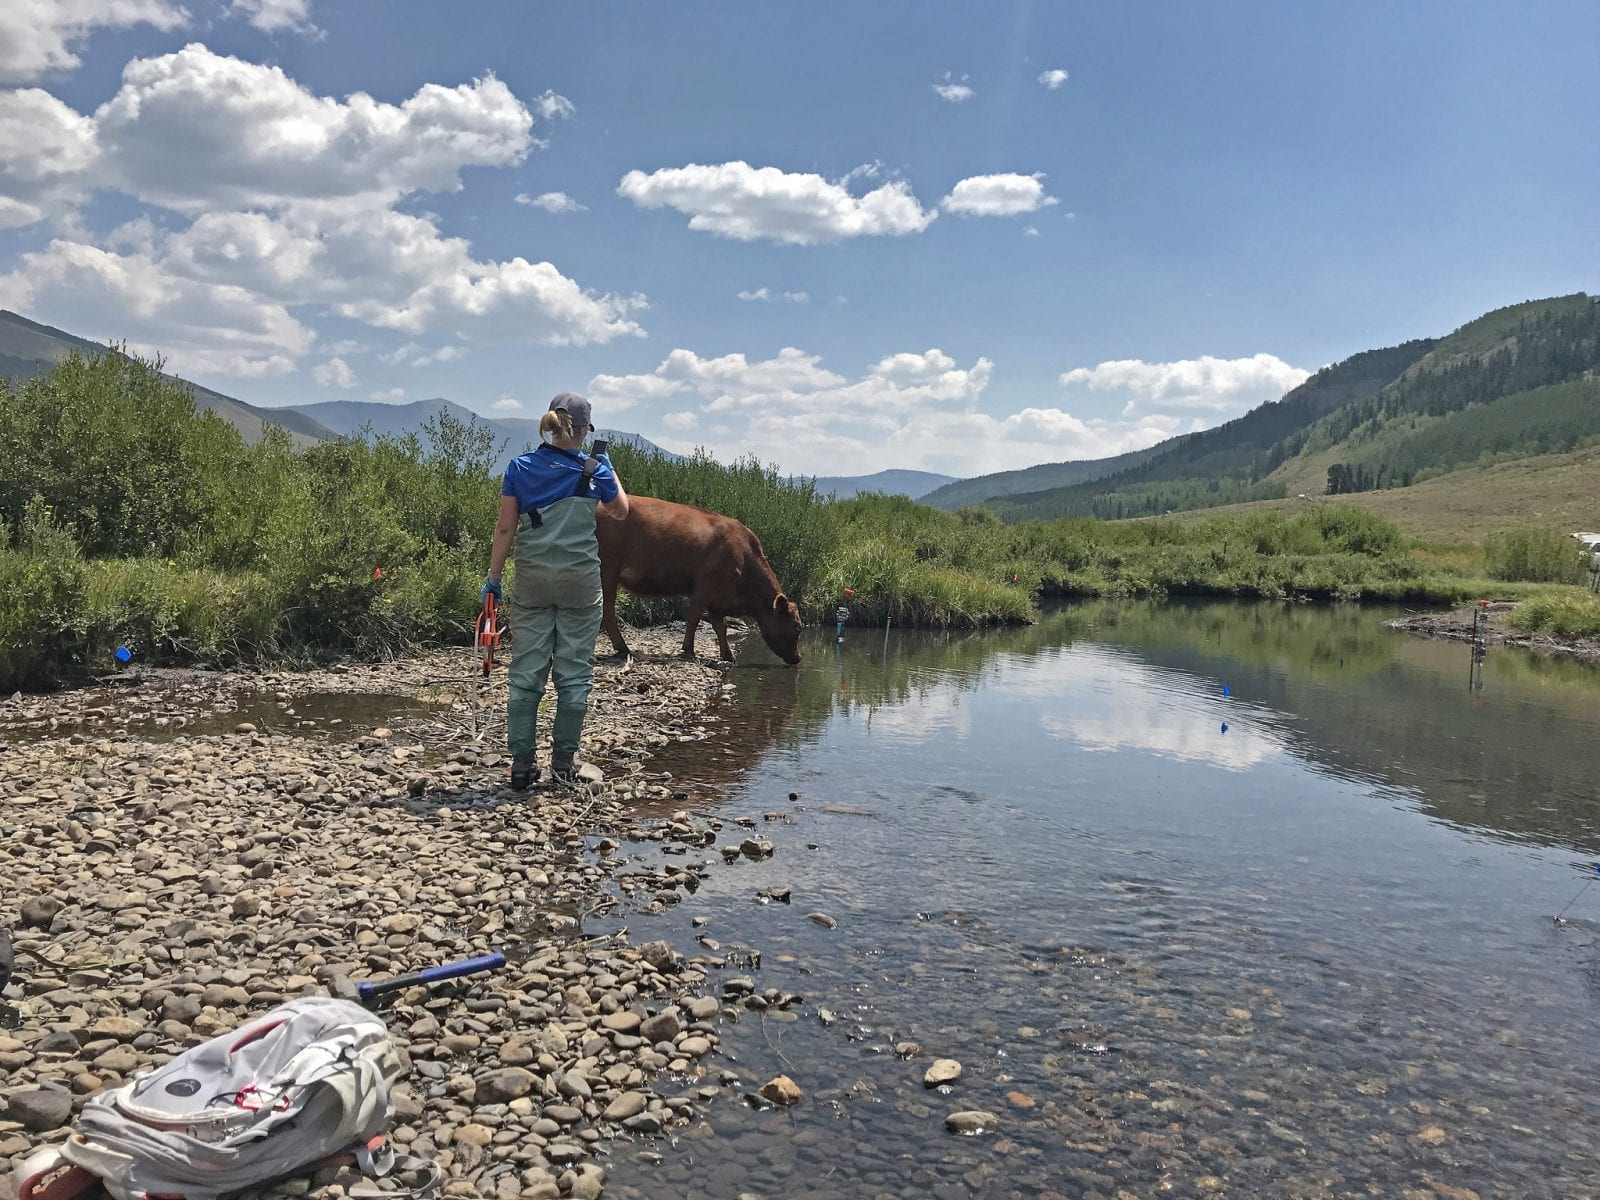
[
  {"xmin": 924, "ymin": 1059, "xmax": 963, "ymax": 1087},
  {"xmin": 945, "ymin": 1110, "xmax": 1000, "ymax": 1135},
  {"xmin": 758, "ymin": 1075, "xmax": 803, "ymax": 1106}
]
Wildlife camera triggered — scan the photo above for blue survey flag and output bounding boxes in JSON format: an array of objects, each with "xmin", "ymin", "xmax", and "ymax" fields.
[
  {"xmin": 115, "ymin": 646, "xmax": 132, "ymax": 664},
  {"xmin": 1221, "ymin": 684, "xmax": 1231, "ymax": 697}
]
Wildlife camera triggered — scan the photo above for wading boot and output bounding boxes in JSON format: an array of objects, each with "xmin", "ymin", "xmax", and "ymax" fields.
[
  {"xmin": 549, "ymin": 752, "xmax": 577, "ymax": 785},
  {"xmin": 510, "ymin": 754, "xmax": 537, "ymax": 791}
]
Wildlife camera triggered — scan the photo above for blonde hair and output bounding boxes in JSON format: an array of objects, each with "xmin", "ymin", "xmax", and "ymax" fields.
[{"xmin": 540, "ymin": 408, "xmax": 574, "ymax": 441}]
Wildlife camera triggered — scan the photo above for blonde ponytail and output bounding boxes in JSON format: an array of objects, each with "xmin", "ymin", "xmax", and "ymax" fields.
[{"xmin": 539, "ymin": 408, "xmax": 574, "ymax": 442}]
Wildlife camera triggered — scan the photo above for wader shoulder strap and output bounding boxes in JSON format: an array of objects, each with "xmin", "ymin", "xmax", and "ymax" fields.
[{"xmin": 524, "ymin": 457, "xmax": 601, "ymax": 530}]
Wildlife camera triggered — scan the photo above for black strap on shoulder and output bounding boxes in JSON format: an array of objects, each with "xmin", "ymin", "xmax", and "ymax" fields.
[
  {"xmin": 575, "ymin": 455, "xmax": 599, "ymax": 498},
  {"xmin": 525, "ymin": 455, "xmax": 600, "ymax": 529}
]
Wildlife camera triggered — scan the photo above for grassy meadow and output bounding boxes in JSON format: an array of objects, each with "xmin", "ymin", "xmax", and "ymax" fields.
[{"xmin": 3, "ymin": 350, "xmax": 1597, "ymax": 690}]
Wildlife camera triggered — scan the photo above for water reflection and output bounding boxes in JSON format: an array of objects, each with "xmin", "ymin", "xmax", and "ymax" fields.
[
  {"xmin": 607, "ymin": 604, "xmax": 1600, "ymax": 1199},
  {"xmin": 690, "ymin": 602, "xmax": 1600, "ymax": 854}
]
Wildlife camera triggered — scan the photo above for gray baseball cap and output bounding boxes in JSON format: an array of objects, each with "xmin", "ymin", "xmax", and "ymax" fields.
[{"xmin": 549, "ymin": 392, "xmax": 592, "ymax": 429}]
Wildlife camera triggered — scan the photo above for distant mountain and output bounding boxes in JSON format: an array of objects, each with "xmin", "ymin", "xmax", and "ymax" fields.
[
  {"xmin": 0, "ymin": 309, "xmax": 337, "ymax": 446},
  {"xmin": 810, "ymin": 469, "xmax": 957, "ymax": 500},
  {"xmin": 280, "ymin": 397, "xmax": 681, "ymax": 462},
  {"xmin": 920, "ymin": 443, "xmax": 1177, "ymax": 511}
]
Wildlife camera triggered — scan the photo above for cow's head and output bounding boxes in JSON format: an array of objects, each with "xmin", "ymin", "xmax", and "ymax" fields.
[{"xmin": 757, "ymin": 592, "xmax": 804, "ymax": 666}]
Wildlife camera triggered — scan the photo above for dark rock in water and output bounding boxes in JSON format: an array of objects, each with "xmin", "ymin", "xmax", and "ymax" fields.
[
  {"xmin": 621, "ymin": 1111, "xmax": 663, "ymax": 1135},
  {"xmin": 0, "ymin": 928, "xmax": 12, "ymax": 993},
  {"xmin": 739, "ymin": 837, "xmax": 774, "ymax": 860},
  {"xmin": 6, "ymin": 1086, "xmax": 72, "ymax": 1132},
  {"xmin": 805, "ymin": 911, "xmax": 837, "ymax": 929}
]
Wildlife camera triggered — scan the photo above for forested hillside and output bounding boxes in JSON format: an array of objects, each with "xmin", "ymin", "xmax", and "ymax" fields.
[
  {"xmin": 981, "ymin": 294, "xmax": 1599, "ymax": 522},
  {"xmin": 921, "ymin": 442, "xmax": 1178, "ymax": 510},
  {"xmin": 987, "ymin": 338, "xmax": 1436, "ymax": 520}
]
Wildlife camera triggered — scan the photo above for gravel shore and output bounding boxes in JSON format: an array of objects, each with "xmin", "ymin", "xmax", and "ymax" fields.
[{"xmin": 1, "ymin": 627, "xmax": 779, "ymax": 1200}]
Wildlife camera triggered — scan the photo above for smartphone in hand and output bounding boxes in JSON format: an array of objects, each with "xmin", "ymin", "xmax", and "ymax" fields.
[{"xmin": 591, "ymin": 437, "xmax": 609, "ymax": 457}]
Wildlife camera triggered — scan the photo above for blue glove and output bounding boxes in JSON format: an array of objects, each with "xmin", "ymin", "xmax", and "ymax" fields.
[
  {"xmin": 595, "ymin": 451, "xmax": 613, "ymax": 471},
  {"xmin": 481, "ymin": 577, "xmax": 502, "ymax": 604}
]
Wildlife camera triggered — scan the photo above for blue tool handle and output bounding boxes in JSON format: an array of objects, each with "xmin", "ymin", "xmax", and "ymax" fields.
[{"xmin": 357, "ymin": 953, "xmax": 506, "ymax": 1001}]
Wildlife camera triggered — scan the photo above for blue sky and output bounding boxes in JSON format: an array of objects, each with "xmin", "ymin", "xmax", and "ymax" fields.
[{"xmin": 1, "ymin": 1, "xmax": 1596, "ymax": 477}]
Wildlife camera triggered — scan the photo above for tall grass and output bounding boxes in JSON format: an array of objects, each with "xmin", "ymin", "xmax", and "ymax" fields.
[
  {"xmin": 1483, "ymin": 526, "xmax": 1588, "ymax": 583},
  {"xmin": 1509, "ymin": 592, "xmax": 1600, "ymax": 638}
]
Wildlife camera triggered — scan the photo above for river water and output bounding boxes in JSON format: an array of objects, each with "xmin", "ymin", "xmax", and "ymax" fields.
[{"xmin": 600, "ymin": 601, "xmax": 1600, "ymax": 1200}]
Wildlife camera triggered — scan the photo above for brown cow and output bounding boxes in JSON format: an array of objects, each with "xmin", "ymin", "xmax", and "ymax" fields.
[{"xmin": 597, "ymin": 495, "xmax": 804, "ymax": 664}]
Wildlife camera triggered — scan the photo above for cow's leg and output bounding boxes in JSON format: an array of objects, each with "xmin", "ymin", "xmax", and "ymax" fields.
[
  {"xmin": 710, "ymin": 615, "xmax": 734, "ymax": 661},
  {"xmin": 600, "ymin": 565, "xmax": 630, "ymax": 658},
  {"xmin": 681, "ymin": 592, "xmax": 708, "ymax": 660}
]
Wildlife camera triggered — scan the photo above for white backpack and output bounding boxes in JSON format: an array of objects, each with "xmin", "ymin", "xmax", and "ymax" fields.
[{"xmin": 13, "ymin": 997, "xmax": 437, "ymax": 1200}]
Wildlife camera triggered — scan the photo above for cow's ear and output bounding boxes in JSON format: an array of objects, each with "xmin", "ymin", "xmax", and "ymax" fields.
[{"xmin": 772, "ymin": 592, "xmax": 788, "ymax": 612}]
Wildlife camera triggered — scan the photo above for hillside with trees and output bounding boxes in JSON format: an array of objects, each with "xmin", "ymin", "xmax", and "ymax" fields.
[{"xmin": 960, "ymin": 294, "xmax": 1599, "ymax": 523}]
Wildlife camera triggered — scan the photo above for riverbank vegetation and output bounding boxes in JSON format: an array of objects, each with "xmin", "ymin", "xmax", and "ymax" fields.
[
  {"xmin": 3, "ymin": 350, "xmax": 1597, "ymax": 688},
  {"xmin": 1508, "ymin": 591, "xmax": 1600, "ymax": 639}
]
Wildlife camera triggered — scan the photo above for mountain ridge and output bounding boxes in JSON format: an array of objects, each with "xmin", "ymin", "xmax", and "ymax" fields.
[{"xmin": 0, "ymin": 309, "xmax": 339, "ymax": 446}]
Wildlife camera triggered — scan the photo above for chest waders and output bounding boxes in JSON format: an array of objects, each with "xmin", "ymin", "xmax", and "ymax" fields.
[{"xmin": 506, "ymin": 493, "xmax": 605, "ymax": 763}]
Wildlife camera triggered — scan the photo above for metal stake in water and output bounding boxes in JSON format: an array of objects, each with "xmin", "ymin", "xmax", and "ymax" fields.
[{"xmin": 1554, "ymin": 865, "xmax": 1600, "ymax": 925}]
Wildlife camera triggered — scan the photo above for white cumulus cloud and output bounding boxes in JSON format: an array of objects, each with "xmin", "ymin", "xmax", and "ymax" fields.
[
  {"xmin": 0, "ymin": 239, "xmax": 311, "ymax": 377},
  {"xmin": 736, "ymin": 287, "xmax": 770, "ymax": 302},
  {"xmin": 231, "ymin": 0, "xmax": 314, "ymax": 34},
  {"xmin": 0, "ymin": 88, "xmax": 100, "ymax": 228},
  {"xmin": 933, "ymin": 83, "xmax": 973, "ymax": 103},
  {"xmin": 592, "ymin": 344, "xmax": 1288, "ymax": 476},
  {"xmin": 313, "ymin": 356, "xmax": 356, "ymax": 388},
  {"xmin": 0, "ymin": 0, "xmax": 188, "ymax": 83},
  {"xmin": 492, "ymin": 395, "xmax": 522, "ymax": 411},
  {"xmin": 942, "ymin": 173, "xmax": 1058, "ymax": 217},
  {"xmin": 617, "ymin": 161, "xmax": 937, "ymax": 244},
  {"xmin": 1059, "ymin": 353, "xmax": 1311, "ymax": 416},
  {"xmin": 515, "ymin": 190, "xmax": 585, "ymax": 213},
  {"xmin": 157, "ymin": 205, "xmax": 642, "ymax": 347},
  {"xmin": 369, "ymin": 387, "xmax": 405, "ymax": 402},
  {"xmin": 0, "ymin": 44, "xmax": 638, "ymax": 376},
  {"xmin": 91, "ymin": 44, "xmax": 536, "ymax": 214},
  {"xmin": 1037, "ymin": 68, "xmax": 1070, "ymax": 90}
]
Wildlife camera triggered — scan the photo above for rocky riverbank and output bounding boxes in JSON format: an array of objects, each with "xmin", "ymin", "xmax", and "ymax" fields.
[
  {"xmin": 0, "ymin": 627, "xmax": 796, "ymax": 1200},
  {"xmin": 1387, "ymin": 601, "xmax": 1600, "ymax": 663}
]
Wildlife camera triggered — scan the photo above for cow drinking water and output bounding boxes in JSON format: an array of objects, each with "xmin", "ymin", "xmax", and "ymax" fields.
[{"xmin": 596, "ymin": 496, "xmax": 804, "ymax": 664}]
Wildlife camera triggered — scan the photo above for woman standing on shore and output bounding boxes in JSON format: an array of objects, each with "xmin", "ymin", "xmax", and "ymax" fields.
[{"xmin": 483, "ymin": 393, "xmax": 629, "ymax": 790}]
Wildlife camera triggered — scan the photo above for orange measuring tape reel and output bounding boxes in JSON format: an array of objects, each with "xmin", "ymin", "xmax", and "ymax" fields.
[{"xmin": 476, "ymin": 593, "xmax": 502, "ymax": 676}]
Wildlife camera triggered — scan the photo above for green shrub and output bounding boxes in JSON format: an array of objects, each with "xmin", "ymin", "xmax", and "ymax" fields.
[
  {"xmin": 0, "ymin": 498, "xmax": 90, "ymax": 687},
  {"xmin": 1483, "ymin": 527, "xmax": 1587, "ymax": 583},
  {"xmin": 1508, "ymin": 591, "xmax": 1600, "ymax": 638}
]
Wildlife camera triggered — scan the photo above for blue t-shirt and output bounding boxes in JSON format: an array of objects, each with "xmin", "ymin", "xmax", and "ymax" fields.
[{"xmin": 501, "ymin": 445, "xmax": 619, "ymax": 514}]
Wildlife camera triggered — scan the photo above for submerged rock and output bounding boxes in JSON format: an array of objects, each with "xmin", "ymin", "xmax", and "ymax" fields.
[{"xmin": 945, "ymin": 1110, "xmax": 1000, "ymax": 1135}]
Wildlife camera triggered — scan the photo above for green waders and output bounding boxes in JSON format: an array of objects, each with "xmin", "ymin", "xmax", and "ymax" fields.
[{"xmin": 506, "ymin": 494, "xmax": 604, "ymax": 763}]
